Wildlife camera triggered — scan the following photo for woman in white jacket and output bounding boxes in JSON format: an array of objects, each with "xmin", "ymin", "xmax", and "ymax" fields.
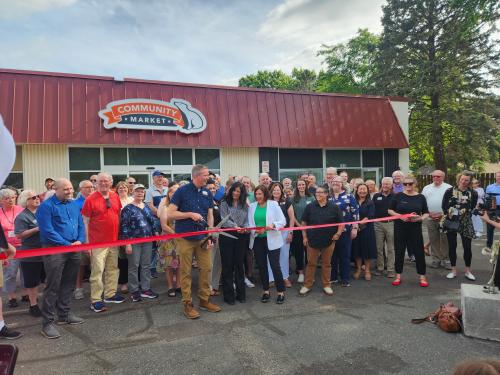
[{"xmin": 248, "ymin": 185, "xmax": 287, "ymax": 304}]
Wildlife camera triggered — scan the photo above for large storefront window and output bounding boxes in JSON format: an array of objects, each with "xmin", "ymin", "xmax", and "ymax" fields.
[
  {"xmin": 129, "ymin": 148, "xmax": 171, "ymax": 165},
  {"xmin": 325, "ymin": 150, "xmax": 384, "ymax": 182},
  {"xmin": 68, "ymin": 147, "xmax": 220, "ymax": 188},
  {"xmin": 195, "ymin": 149, "xmax": 220, "ymax": 169},
  {"xmin": 4, "ymin": 146, "xmax": 23, "ymax": 189},
  {"xmin": 278, "ymin": 149, "xmax": 323, "ymax": 182}
]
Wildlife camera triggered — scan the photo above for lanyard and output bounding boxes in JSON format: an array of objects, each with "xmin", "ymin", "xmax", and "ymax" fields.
[{"xmin": 0, "ymin": 207, "xmax": 15, "ymax": 225}]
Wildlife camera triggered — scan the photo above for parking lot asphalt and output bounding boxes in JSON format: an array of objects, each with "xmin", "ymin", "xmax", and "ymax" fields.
[{"xmin": 4, "ymin": 231, "xmax": 500, "ymax": 375}]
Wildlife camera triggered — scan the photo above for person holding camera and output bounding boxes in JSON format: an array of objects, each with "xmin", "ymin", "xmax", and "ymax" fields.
[
  {"xmin": 483, "ymin": 172, "xmax": 500, "ymax": 254},
  {"xmin": 441, "ymin": 171, "xmax": 478, "ymax": 281}
]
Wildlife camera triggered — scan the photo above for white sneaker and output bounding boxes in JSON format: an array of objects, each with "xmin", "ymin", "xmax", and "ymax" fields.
[
  {"xmin": 74, "ymin": 288, "xmax": 84, "ymax": 300},
  {"xmin": 464, "ymin": 271, "xmax": 476, "ymax": 281},
  {"xmin": 297, "ymin": 274, "xmax": 305, "ymax": 283},
  {"xmin": 481, "ymin": 247, "xmax": 492, "ymax": 255},
  {"xmin": 446, "ymin": 272, "xmax": 457, "ymax": 279},
  {"xmin": 299, "ymin": 286, "xmax": 310, "ymax": 295},
  {"xmin": 244, "ymin": 278, "xmax": 255, "ymax": 288},
  {"xmin": 475, "ymin": 232, "xmax": 482, "ymax": 238},
  {"xmin": 323, "ymin": 286, "xmax": 334, "ymax": 296}
]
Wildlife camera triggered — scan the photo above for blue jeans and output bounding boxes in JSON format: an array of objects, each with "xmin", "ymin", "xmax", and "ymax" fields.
[
  {"xmin": 150, "ymin": 243, "xmax": 158, "ymax": 275},
  {"xmin": 331, "ymin": 229, "xmax": 352, "ymax": 283}
]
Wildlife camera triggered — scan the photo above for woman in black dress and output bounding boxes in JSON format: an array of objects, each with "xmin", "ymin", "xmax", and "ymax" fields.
[
  {"xmin": 351, "ymin": 184, "xmax": 376, "ymax": 281},
  {"xmin": 388, "ymin": 175, "xmax": 429, "ymax": 287}
]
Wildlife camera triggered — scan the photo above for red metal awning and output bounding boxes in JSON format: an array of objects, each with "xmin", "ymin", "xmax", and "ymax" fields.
[{"xmin": 0, "ymin": 69, "xmax": 408, "ymax": 149}]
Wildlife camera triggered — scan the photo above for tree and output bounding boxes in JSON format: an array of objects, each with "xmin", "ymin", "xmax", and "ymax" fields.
[
  {"xmin": 316, "ymin": 29, "xmax": 379, "ymax": 94},
  {"xmin": 375, "ymin": 0, "xmax": 500, "ymax": 172},
  {"xmin": 238, "ymin": 70, "xmax": 296, "ymax": 90},
  {"xmin": 238, "ymin": 68, "xmax": 317, "ymax": 92}
]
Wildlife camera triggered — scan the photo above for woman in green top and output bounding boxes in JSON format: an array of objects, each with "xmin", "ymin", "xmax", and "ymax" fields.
[
  {"xmin": 248, "ymin": 185, "xmax": 287, "ymax": 304},
  {"xmin": 291, "ymin": 179, "xmax": 315, "ymax": 283}
]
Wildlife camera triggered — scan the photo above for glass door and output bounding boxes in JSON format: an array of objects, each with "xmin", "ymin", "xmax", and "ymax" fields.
[
  {"xmin": 129, "ymin": 172, "xmax": 151, "ymax": 188},
  {"xmin": 362, "ymin": 168, "xmax": 380, "ymax": 184}
]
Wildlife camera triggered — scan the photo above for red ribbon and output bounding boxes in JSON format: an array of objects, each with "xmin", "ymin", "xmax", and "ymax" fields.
[{"xmin": 9, "ymin": 214, "xmax": 415, "ymax": 259}]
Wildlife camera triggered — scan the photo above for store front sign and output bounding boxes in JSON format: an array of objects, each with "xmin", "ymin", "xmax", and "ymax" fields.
[{"xmin": 99, "ymin": 98, "xmax": 207, "ymax": 134}]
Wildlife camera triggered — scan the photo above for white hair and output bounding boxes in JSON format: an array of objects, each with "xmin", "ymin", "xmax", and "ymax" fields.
[
  {"xmin": 97, "ymin": 172, "xmax": 113, "ymax": 183},
  {"xmin": 326, "ymin": 167, "xmax": 337, "ymax": 174},
  {"xmin": 79, "ymin": 180, "xmax": 92, "ymax": 189},
  {"xmin": 0, "ymin": 188, "xmax": 16, "ymax": 199},
  {"xmin": 18, "ymin": 190, "xmax": 36, "ymax": 208},
  {"xmin": 392, "ymin": 170, "xmax": 405, "ymax": 178},
  {"xmin": 381, "ymin": 177, "xmax": 393, "ymax": 184}
]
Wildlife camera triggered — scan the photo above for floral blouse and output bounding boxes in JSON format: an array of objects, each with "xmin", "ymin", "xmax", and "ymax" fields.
[{"xmin": 120, "ymin": 203, "xmax": 160, "ymax": 239}]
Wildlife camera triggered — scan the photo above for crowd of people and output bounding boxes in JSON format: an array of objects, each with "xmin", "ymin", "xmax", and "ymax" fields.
[{"xmin": 0, "ymin": 166, "xmax": 499, "ymax": 340}]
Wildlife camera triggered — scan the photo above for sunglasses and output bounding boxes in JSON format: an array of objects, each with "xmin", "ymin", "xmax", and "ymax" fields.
[
  {"xmin": 90, "ymin": 179, "xmax": 97, "ymax": 182},
  {"xmin": 105, "ymin": 197, "xmax": 111, "ymax": 209},
  {"xmin": 28, "ymin": 195, "xmax": 40, "ymax": 201},
  {"xmin": 403, "ymin": 182, "xmax": 414, "ymax": 186}
]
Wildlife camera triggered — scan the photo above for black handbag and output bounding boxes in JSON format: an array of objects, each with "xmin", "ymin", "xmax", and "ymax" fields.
[{"xmin": 442, "ymin": 217, "xmax": 460, "ymax": 233}]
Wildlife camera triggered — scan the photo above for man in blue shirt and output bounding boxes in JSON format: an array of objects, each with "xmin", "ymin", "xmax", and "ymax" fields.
[
  {"xmin": 36, "ymin": 178, "xmax": 85, "ymax": 339},
  {"xmin": 168, "ymin": 164, "xmax": 221, "ymax": 319},
  {"xmin": 484, "ymin": 171, "xmax": 500, "ymax": 252},
  {"xmin": 73, "ymin": 179, "xmax": 94, "ymax": 211}
]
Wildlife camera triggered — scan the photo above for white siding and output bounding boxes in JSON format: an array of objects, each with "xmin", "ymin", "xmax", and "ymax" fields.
[
  {"xmin": 390, "ymin": 100, "xmax": 410, "ymax": 173},
  {"xmin": 220, "ymin": 148, "xmax": 259, "ymax": 181},
  {"xmin": 22, "ymin": 144, "xmax": 68, "ymax": 192}
]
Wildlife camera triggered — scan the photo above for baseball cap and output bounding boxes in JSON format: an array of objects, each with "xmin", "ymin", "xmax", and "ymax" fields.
[
  {"xmin": 132, "ymin": 184, "xmax": 146, "ymax": 191},
  {"xmin": 152, "ymin": 170, "xmax": 163, "ymax": 177}
]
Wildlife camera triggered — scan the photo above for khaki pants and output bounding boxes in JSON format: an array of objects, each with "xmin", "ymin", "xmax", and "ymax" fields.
[
  {"xmin": 178, "ymin": 238, "xmax": 211, "ymax": 304},
  {"xmin": 425, "ymin": 218, "xmax": 449, "ymax": 262},
  {"xmin": 304, "ymin": 243, "xmax": 335, "ymax": 288},
  {"xmin": 90, "ymin": 247, "xmax": 119, "ymax": 303},
  {"xmin": 374, "ymin": 222, "xmax": 395, "ymax": 272}
]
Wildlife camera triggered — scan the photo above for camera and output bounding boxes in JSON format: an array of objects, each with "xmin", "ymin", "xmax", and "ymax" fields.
[{"xmin": 473, "ymin": 195, "xmax": 497, "ymax": 219}]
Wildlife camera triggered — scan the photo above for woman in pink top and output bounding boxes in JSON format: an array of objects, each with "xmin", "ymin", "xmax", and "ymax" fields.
[{"xmin": 0, "ymin": 188, "xmax": 25, "ymax": 308}]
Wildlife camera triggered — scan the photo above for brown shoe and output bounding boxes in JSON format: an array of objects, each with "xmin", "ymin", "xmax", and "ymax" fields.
[
  {"xmin": 284, "ymin": 279, "xmax": 293, "ymax": 288},
  {"xmin": 199, "ymin": 299, "xmax": 221, "ymax": 313},
  {"xmin": 184, "ymin": 302, "xmax": 200, "ymax": 319}
]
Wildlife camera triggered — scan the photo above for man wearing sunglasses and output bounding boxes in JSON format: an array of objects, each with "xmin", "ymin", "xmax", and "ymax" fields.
[
  {"xmin": 422, "ymin": 170, "xmax": 452, "ymax": 269},
  {"xmin": 81, "ymin": 172, "xmax": 123, "ymax": 313}
]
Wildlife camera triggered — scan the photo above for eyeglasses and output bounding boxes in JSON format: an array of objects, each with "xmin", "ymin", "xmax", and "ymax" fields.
[
  {"xmin": 90, "ymin": 179, "xmax": 97, "ymax": 182},
  {"xmin": 403, "ymin": 182, "xmax": 414, "ymax": 186},
  {"xmin": 315, "ymin": 191, "xmax": 328, "ymax": 195},
  {"xmin": 127, "ymin": 182, "xmax": 135, "ymax": 185},
  {"xmin": 432, "ymin": 175, "xmax": 443, "ymax": 178},
  {"xmin": 28, "ymin": 195, "xmax": 40, "ymax": 201},
  {"xmin": 105, "ymin": 198, "xmax": 111, "ymax": 209}
]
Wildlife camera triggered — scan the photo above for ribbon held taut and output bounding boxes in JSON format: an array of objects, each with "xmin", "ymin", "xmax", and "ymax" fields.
[{"xmin": 8, "ymin": 214, "xmax": 416, "ymax": 260}]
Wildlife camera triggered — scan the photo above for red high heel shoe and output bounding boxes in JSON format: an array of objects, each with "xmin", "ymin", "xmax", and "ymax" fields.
[
  {"xmin": 391, "ymin": 276, "xmax": 401, "ymax": 286},
  {"xmin": 419, "ymin": 276, "xmax": 429, "ymax": 287}
]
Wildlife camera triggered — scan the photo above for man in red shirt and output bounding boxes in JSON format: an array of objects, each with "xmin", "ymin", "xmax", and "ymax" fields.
[{"xmin": 81, "ymin": 172, "xmax": 123, "ymax": 312}]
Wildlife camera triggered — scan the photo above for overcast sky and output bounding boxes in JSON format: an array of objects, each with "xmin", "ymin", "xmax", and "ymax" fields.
[{"xmin": 0, "ymin": 0, "xmax": 385, "ymax": 86}]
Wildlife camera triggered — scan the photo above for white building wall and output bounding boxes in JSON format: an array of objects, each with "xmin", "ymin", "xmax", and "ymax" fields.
[
  {"xmin": 220, "ymin": 148, "xmax": 259, "ymax": 182},
  {"xmin": 22, "ymin": 144, "xmax": 69, "ymax": 192},
  {"xmin": 390, "ymin": 100, "xmax": 410, "ymax": 173}
]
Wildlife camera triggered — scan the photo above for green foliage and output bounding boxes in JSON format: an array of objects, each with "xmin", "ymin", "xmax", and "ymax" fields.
[
  {"xmin": 316, "ymin": 29, "xmax": 379, "ymax": 94},
  {"xmin": 237, "ymin": 3, "xmax": 500, "ymax": 173},
  {"xmin": 375, "ymin": 0, "xmax": 500, "ymax": 172}
]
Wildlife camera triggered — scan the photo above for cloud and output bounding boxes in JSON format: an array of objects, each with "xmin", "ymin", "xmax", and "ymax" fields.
[
  {"xmin": 0, "ymin": 0, "xmax": 385, "ymax": 86},
  {"xmin": 0, "ymin": 0, "xmax": 76, "ymax": 18}
]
